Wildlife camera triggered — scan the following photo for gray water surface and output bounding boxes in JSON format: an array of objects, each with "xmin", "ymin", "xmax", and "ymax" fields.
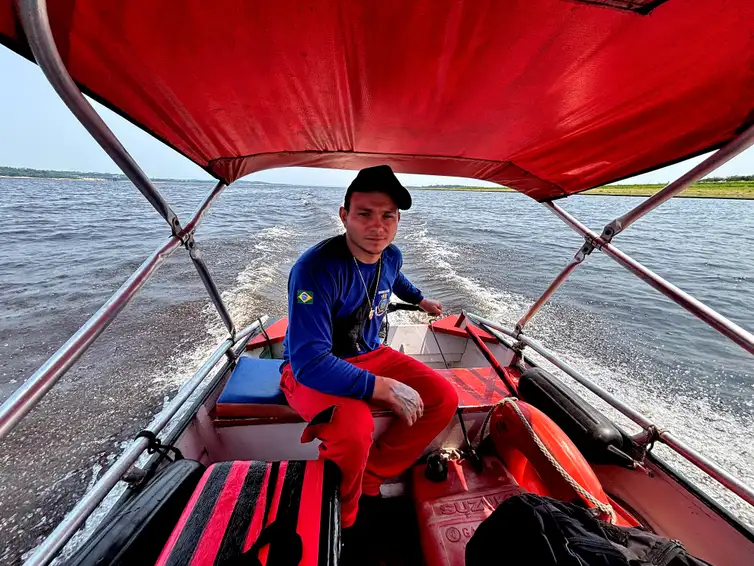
[{"xmin": 1, "ymin": 178, "xmax": 752, "ymax": 563}]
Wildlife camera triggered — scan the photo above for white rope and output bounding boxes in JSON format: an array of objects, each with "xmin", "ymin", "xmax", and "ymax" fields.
[{"xmin": 499, "ymin": 398, "xmax": 617, "ymax": 524}]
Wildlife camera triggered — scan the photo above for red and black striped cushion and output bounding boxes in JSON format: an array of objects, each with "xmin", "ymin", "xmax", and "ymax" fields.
[{"xmin": 156, "ymin": 460, "xmax": 339, "ymax": 566}]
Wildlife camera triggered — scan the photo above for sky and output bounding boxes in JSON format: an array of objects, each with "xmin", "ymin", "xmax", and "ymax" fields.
[{"xmin": 2, "ymin": 46, "xmax": 753, "ymax": 187}]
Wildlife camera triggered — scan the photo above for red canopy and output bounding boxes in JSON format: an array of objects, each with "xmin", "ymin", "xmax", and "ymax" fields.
[{"xmin": 2, "ymin": 1, "xmax": 753, "ymax": 200}]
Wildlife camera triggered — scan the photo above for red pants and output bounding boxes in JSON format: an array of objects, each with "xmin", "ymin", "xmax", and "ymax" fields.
[{"xmin": 280, "ymin": 346, "xmax": 458, "ymax": 528}]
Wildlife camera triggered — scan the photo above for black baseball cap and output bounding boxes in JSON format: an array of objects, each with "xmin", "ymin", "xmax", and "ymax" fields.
[{"xmin": 344, "ymin": 165, "xmax": 412, "ymax": 210}]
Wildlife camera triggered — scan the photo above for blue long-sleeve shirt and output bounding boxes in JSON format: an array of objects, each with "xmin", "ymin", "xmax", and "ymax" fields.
[{"xmin": 282, "ymin": 235, "xmax": 423, "ymax": 400}]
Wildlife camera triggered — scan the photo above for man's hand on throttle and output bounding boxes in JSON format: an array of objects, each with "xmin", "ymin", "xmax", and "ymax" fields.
[
  {"xmin": 419, "ymin": 298, "xmax": 443, "ymax": 315},
  {"xmin": 372, "ymin": 376, "xmax": 424, "ymax": 426}
]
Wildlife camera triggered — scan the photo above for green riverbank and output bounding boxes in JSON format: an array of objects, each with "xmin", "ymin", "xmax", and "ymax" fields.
[
  {"xmin": 411, "ymin": 181, "xmax": 754, "ymax": 199},
  {"xmin": 583, "ymin": 182, "xmax": 754, "ymax": 199},
  {"xmin": 3, "ymin": 165, "xmax": 753, "ymax": 199}
]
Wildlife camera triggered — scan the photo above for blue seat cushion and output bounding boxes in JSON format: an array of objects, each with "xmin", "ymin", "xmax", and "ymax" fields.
[{"xmin": 217, "ymin": 357, "xmax": 288, "ymax": 406}]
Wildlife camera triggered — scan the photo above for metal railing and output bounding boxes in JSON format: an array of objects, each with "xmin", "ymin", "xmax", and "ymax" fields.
[
  {"xmin": 544, "ymin": 202, "xmax": 754, "ymax": 356},
  {"xmin": 0, "ymin": 179, "xmax": 229, "ymax": 439},
  {"xmin": 22, "ymin": 317, "xmax": 267, "ymax": 566},
  {"xmin": 1, "ymin": 0, "xmax": 240, "ymax": 440},
  {"xmin": 9, "ymin": 0, "xmax": 754, "ymax": 561},
  {"xmin": 465, "ymin": 312, "xmax": 754, "ymax": 508},
  {"xmin": 2, "ymin": 2, "xmax": 259, "ymax": 563},
  {"xmin": 0, "ymin": 236, "xmax": 177, "ymax": 437},
  {"xmin": 515, "ymin": 121, "xmax": 754, "ymax": 335},
  {"xmin": 602, "ymin": 122, "xmax": 754, "ymax": 242},
  {"xmin": 515, "ymin": 241, "xmax": 592, "ymax": 333}
]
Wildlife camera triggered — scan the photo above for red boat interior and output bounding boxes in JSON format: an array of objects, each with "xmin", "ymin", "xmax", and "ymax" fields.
[
  {"xmin": 3, "ymin": 1, "xmax": 753, "ymax": 564},
  {"xmin": 153, "ymin": 384, "xmax": 640, "ymax": 564},
  {"xmin": 68, "ymin": 316, "xmax": 654, "ymax": 566}
]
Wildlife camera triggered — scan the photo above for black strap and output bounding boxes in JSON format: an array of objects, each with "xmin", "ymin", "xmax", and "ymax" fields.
[
  {"xmin": 135, "ymin": 430, "xmax": 183, "ymax": 462},
  {"xmin": 223, "ymin": 520, "xmax": 303, "ymax": 566},
  {"xmin": 257, "ymin": 317, "xmax": 273, "ymax": 358},
  {"xmin": 456, "ymin": 408, "xmax": 484, "ymax": 472},
  {"xmin": 333, "ymin": 257, "xmax": 383, "ymax": 356}
]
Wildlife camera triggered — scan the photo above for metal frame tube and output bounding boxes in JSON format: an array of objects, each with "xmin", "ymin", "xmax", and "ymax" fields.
[
  {"xmin": 599, "ymin": 243, "xmax": 754, "ymax": 355},
  {"xmin": 544, "ymin": 201, "xmax": 601, "ymax": 241},
  {"xmin": 180, "ymin": 181, "xmax": 227, "ymax": 237},
  {"xmin": 466, "ymin": 312, "xmax": 654, "ymax": 429},
  {"xmin": 464, "ymin": 312, "xmax": 754, "ymax": 507},
  {"xmin": 603, "ymin": 122, "xmax": 754, "ymax": 240},
  {"xmin": 15, "ymin": 0, "xmax": 241, "ymax": 391},
  {"xmin": 546, "ymin": 202, "xmax": 754, "ymax": 356},
  {"xmin": 16, "ymin": 0, "xmax": 181, "ymax": 233},
  {"xmin": 23, "ymin": 318, "xmax": 266, "ymax": 566},
  {"xmin": 188, "ymin": 243, "xmax": 237, "ymax": 337},
  {"xmin": 0, "ymin": 237, "xmax": 181, "ymax": 438},
  {"xmin": 25, "ymin": 439, "xmax": 151, "ymax": 566},
  {"xmin": 138, "ymin": 323, "xmax": 262, "ymax": 474},
  {"xmin": 183, "ymin": 181, "xmax": 236, "ymax": 336},
  {"xmin": 16, "ymin": 0, "xmax": 240, "ymax": 340},
  {"xmin": 660, "ymin": 431, "xmax": 754, "ymax": 505},
  {"xmin": 1, "ymin": 181, "xmax": 231, "ymax": 439},
  {"xmin": 236, "ymin": 318, "xmax": 265, "ymax": 343},
  {"xmin": 516, "ymin": 243, "xmax": 590, "ymax": 332}
]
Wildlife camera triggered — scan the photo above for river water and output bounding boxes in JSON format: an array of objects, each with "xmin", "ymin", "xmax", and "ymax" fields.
[{"xmin": 1, "ymin": 178, "xmax": 752, "ymax": 563}]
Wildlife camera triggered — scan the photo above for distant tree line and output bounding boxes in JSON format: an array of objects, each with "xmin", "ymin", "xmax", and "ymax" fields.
[
  {"xmin": 697, "ymin": 175, "xmax": 754, "ymax": 183},
  {"xmin": 405, "ymin": 176, "xmax": 754, "ymax": 189},
  {"xmin": 0, "ymin": 165, "xmax": 208, "ymax": 183},
  {"xmin": 413, "ymin": 184, "xmax": 465, "ymax": 188},
  {"xmin": 0, "ymin": 165, "xmax": 124, "ymax": 180},
  {"xmin": 3, "ymin": 165, "xmax": 752, "ymax": 185}
]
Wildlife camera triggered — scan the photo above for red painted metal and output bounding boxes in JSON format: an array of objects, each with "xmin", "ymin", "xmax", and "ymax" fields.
[
  {"xmin": 2, "ymin": 1, "xmax": 752, "ymax": 199},
  {"xmin": 246, "ymin": 318, "xmax": 288, "ymax": 351},
  {"xmin": 431, "ymin": 315, "xmax": 496, "ymax": 343},
  {"xmin": 489, "ymin": 400, "xmax": 619, "ymax": 522},
  {"xmin": 436, "ymin": 367, "xmax": 513, "ymax": 408},
  {"xmin": 465, "ymin": 323, "xmax": 519, "ymax": 394},
  {"xmin": 607, "ymin": 495, "xmax": 642, "ymax": 528},
  {"xmin": 413, "ymin": 458, "xmax": 522, "ymax": 566}
]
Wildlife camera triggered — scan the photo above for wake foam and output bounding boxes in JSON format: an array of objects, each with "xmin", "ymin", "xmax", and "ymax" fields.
[
  {"xmin": 49, "ymin": 224, "xmax": 300, "ymax": 563},
  {"xmin": 156, "ymin": 225, "xmax": 297, "ymax": 390},
  {"xmin": 400, "ymin": 222, "xmax": 529, "ymax": 323},
  {"xmin": 403, "ymin": 221, "xmax": 754, "ymax": 527}
]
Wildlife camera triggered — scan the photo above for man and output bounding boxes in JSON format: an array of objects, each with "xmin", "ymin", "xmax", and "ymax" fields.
[{"xmin": 280, "ymin": 165, "xmax": 458, "ymax": 535}]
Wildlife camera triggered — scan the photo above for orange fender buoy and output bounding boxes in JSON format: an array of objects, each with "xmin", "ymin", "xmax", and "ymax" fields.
[{"xmin": 489, "ymin": 399, "xmax": 612, "ymax": 519}]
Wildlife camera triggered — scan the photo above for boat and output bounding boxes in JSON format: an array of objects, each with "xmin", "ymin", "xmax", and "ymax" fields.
[{"xmin": 1, "ymin": 1, "xmax": 753, "ymax": 565}]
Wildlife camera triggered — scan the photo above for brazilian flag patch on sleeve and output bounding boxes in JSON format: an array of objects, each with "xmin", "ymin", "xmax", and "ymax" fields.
[{"xmin": 296, "ymin": 290, "xmax": 314, "ymax": 304}]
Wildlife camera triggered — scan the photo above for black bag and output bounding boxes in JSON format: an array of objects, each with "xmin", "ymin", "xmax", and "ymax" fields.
[{"xmin": 466, "ymin": 493, "xmax": 712, "ymax": 566}]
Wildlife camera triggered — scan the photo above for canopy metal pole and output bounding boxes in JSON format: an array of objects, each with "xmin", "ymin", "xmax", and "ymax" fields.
[
  {"xmin": 602, "ymin": 122, "xmax": 754, "ymax": 241},
  {"xmin": 515, "ymin": 242, "xmax": 591, "ymax": 333},
  {"xmin": 16, "ymin": 0, "xmax": 182, "ymax": 234},
  {"xmin": 181, "ymin": 180, "xmax": 237, "ymax": 337},
  {"xmin": 545, "ymin": 202, "xmax": 754, "ymax": 356},
  {"xmin": 16, "ymin": 0, "xmax": 238, "ymax": 338},
  {"xmin": 544, "ymin": 200, "xmax": 601, "ymax": 240},
  {"xmin": 181, "ymin": 181, "xmax": 227, "ymax": 235},
  {"xmin": 0, "ymin": 181, "xmax": 229, "ymax": 440},
  {"xmin": 22, "ymin": 317, "xmax": 266, "ymax": 566},
  {"xmin": 188, "ymin": 241, "xmax": 237, "ymax": 337},
  {"xmin": 600, "ymin": 243, "xmax": 754, "ymax": 355},
  {"xmin": 464, "ymin": 312, "xmax": 754, "ymax": 507},
  {"xmin": 513, "ymin": 125, "xmax": 754, "ymax": 334},
  {"xmin": 0, "ymin": 237, "xmax": 181, "ymax": 439}
]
